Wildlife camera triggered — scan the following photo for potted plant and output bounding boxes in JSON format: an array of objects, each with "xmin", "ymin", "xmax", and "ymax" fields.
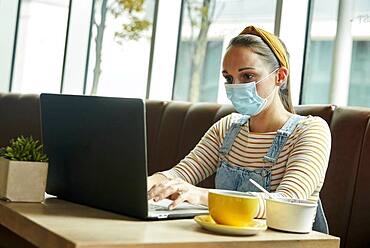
[{"xmin": 0, "ymin": 136, "xmax": 48, "ymax": 202}]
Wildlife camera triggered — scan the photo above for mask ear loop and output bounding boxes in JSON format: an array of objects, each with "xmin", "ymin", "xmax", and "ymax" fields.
[
  {"xmin": 255, "ymin": 68, "xmax": 280, "ymax": 86},
  {"xmin": 255, "ymin": 68, "xmax": 280, "ymax": 100},
  {"xmin": 264, "ymin": 83, "xmax": 278, "ymax": 101}
]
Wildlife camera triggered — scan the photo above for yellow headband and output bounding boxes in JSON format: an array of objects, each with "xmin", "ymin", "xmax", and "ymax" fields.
[{"xmin": 239, "ymin": 25, "xmax": 289, "ymax": 70}]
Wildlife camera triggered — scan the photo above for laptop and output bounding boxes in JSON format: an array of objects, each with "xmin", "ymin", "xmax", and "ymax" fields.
[{"xmin": 40, "ymin": 93, "xmax": 208, "ymax": 219}]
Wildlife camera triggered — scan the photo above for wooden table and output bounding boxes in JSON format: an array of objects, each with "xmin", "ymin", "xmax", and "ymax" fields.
[{"xmin": 0, "ymin": 198, "xmax": 339, "ymax": 248}]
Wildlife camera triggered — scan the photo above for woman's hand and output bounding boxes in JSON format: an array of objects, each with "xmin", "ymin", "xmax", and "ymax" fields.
[
  {"xmin": 147, "ymin": 173, "xmax": 169, "ymax": 191},
  {"xmin": 147, "ymin": 177, "xmax": 208, "ymax": 210}
]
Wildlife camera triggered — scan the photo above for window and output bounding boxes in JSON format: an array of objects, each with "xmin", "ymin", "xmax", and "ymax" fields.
[
  {"xmin": 11, "ymin": 0, "xmax": 69, "ymax": 94},
  {"xmin": 0, "ymin": 1, "xmax": 20, "ymax": 92},
  {"xmin": 303, "ymin": 40, "xmax": 335, "ymax": 104},
  {"xmin": 302, "ymin": 0, "xmax": 370, "ymax": 107},
  {"xmin": 301, "ymin": 0, "xmax": 339, "ymax": 104},
  {"xmin": 85, "ymin": 0, "xmax": 156, "ymax": 98},
  {"xmin": 4, "ymin": 0, "xmax": 368, "ymax": 107},
  {"xmin": 348, "ymin": 0, "xmax": 370, "ymax": 107},
  {"xmin": 173, "ymin": 40, "xmax": 223, "ymax": 102},
  {"xmin": 173, "ymin": 0, "xmax": 277, "ymax": 103}
]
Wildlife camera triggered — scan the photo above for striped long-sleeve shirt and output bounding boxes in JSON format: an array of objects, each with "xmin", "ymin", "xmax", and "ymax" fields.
[{"xmin": 161, "ymin": 113, "xmax": 332, "ymax": 218}]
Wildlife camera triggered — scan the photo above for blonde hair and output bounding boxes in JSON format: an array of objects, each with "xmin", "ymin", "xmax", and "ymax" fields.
[{"xmin": 228, "ymin": 34, "xmax": 295, "ymax": 114}]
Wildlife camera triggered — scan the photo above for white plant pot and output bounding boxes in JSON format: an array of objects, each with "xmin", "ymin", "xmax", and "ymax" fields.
[{"xmin": 0, "ymin": 157, "xmax": 48, "ymax": 202}]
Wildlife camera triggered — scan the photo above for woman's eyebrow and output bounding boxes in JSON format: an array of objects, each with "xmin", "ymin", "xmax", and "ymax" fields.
[
  {"xmin": 238, "ymin": 67, "xmax": 255, "ymax": 71},
  {"xmin": 222, "ymin": 67, "xmax": 255, "ymax": 74}
]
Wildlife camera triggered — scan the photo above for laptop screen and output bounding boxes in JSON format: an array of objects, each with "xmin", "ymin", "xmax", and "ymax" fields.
[{"xmin": 40, "ymin": 94, "xmax": 149, "ymax": 219}]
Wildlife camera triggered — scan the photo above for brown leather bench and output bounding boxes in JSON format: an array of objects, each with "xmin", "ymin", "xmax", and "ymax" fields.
[{"xmin": 0, "ymin": 93, "xmax": 369, "ymax": 248}]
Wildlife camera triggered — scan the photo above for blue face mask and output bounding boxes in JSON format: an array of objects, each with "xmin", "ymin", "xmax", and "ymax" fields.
[{"xmin": 225, "ymin": 69, "xmax": 278, "ymax": 116}]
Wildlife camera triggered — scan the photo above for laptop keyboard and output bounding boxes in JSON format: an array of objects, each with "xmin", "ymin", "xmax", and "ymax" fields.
[
  {"xmin": 148, "ymin": 199, "xmax": 208, "ymax": 212},
  {"xmin": 147, "ymin": 199, "xmax": 208, "ymax": 219},
  {"xmin": 148, "ymin": 204, "xmax": 168, "ymax": 211}
]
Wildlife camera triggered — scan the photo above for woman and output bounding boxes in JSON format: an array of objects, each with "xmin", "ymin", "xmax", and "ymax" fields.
[{"xmin": 147, "ymin": 25, "xmax": 331, "ymax": 233}]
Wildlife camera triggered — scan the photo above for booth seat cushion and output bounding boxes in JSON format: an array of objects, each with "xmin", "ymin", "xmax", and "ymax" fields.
[
  {"xmin": 145, "ymin": 100, "xmax": 234, "ymax": 176},
  {"xmin": 323, "ymin": 107, "xmax": 370, "ymax": 247},
  {"xmin": 294, "ymin": 104, "xmax": 335, "ymax": 125},
  {"xmin": 334, "ymin": 108, "xmax": 370, "ymax": 248},
  {"xmin": 0, "ymin": 93, "xmax": 41, "ymax": 147}
]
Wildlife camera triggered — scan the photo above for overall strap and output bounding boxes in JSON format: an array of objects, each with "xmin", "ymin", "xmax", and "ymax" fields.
[
  {"xmin": 264, "ymin": 115, "xmax": 304, "ymax": 164},
  {"xmin": 219, "ymin": 115, "xmax": 250, "ymax": 158}
]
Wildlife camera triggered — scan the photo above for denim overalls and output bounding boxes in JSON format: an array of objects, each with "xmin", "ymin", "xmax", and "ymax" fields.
[{"xmin": 214, "ymin": 114, "xmax": 329, "ymax": 233}]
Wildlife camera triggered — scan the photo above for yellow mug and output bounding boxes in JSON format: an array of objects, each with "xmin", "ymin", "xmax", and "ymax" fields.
[{"xmin": 208, "ymin": 189, "xmax": 259, "ymax": 226}]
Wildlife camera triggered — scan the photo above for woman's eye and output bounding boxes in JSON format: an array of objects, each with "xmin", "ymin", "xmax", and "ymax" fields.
[
  {"xmin": 224, "ymin": 75, "xmax": 233, "ymax": 84},
  {"xmin": 242, "ymin": 73, "xmax": 254, "ymax": 81}
]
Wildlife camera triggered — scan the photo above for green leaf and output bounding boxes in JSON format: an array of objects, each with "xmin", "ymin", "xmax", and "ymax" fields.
[{"xmin": 0, "ymin": 135, "xmax": 48, "ymax": 162}]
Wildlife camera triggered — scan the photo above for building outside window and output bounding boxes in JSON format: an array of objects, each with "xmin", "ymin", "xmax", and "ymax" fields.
[
  {"xmin": 302, "ymin": 0, "xmax": 370, "ymax": 107},
  {"xmin": 348, "ymin": 0, "xmax": 370, "ymax": 107}
]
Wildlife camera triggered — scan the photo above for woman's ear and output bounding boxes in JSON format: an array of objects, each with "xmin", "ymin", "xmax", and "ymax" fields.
[{"xmin": 275, "ymin": 67, "xmax": 288, "ymax": 86}]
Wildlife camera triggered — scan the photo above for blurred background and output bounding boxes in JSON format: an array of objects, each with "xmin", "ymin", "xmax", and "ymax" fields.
[{"xmin": 0, "ymin": 0, "xmax": 369, "ymax": 107}]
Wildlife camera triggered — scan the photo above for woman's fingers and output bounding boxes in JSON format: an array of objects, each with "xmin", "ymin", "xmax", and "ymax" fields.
[
  {"xmin": 147, "ymin": 178, "xmax": 205, "ymax": 209},
  {"xmin": 168, "ymin": 191, "xmax": 186, "ymax": 210},
  {"xmin": 147, "ymin": 173, "xmax": 169, "ymax": 191},
  {"xmin": 147, "ymin": 179, "xmax": 185, "ymax": 202}
]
